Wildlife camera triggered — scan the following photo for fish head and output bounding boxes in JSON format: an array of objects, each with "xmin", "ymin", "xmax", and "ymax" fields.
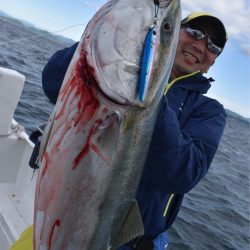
[{"xmin": 82, "ymin": 0, "xmax": 181, "ymax": 106}]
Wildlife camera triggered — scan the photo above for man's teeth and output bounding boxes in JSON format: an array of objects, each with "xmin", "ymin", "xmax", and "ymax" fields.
[{"xmin": 184, "ymin": 51, "xmax": 199, "ymax": 63}]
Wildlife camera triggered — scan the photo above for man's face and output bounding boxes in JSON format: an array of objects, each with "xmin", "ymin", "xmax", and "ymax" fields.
[{"xmin": 171, "ymin": 26, "xmax": 218, "ymax": 78}]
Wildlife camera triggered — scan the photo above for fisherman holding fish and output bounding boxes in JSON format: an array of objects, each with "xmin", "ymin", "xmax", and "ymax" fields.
[
  {"xmin": 42, "ymin": 12, "xmax": 227, "ymax": 250},
  {"xmin": 10, "ymin": 3, "xmax": 228, "ymax": 250}
]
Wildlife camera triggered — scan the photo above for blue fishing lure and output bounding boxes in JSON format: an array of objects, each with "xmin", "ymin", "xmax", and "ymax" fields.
[{"xmin": 139, "ymin": 26, "xmax": 157, "ymax": 102}]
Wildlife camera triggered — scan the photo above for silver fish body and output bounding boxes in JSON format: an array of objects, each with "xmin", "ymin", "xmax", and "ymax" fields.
[{"xmin": 34, "ymin": 0, "xmax": 181, "ymax": 249}]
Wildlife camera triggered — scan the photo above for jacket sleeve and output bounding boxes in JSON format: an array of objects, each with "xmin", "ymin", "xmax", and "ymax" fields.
[
  {"xmin": 42, "ymin": 42, "xmax": 79, "ymax": 104},
  {"xmin": 144, "ymin": 96, "xmax": 227, "ymax": 194}
]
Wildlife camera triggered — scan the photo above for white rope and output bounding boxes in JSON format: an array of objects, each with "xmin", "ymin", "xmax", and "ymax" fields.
[{"xmin": 10, "ymin": 123, "xmax": 26, "ymax": 139}]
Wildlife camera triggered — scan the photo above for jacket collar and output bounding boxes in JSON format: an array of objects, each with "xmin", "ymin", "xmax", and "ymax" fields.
[{"xmin": 165, "ymin": 71, "xmax": 213, "ymax": 95}]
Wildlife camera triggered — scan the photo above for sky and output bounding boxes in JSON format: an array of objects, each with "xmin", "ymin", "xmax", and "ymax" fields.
[{"xmin": 0, "ymin": 0, "xmax": 249, "ymax": 118}]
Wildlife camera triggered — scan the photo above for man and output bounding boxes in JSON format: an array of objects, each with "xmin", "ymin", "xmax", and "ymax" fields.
[{"xmin": 11, "ymin": 12, "xmax": 227, "ymax": 250}]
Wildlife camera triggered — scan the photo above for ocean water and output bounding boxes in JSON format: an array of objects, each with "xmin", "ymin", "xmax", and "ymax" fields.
[{"xmin": 0, "ymin": 14, "xmax": 249, "ymax": 250}]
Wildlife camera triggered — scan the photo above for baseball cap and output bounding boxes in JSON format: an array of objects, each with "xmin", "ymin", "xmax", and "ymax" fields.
[{"xmin": 181, "ymin": 12, "xmax": 228, "ymax": 50}]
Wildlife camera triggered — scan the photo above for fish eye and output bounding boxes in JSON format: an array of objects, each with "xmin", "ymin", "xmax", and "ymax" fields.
[{"xmin": 162, "ymin": 22, "xmax": 171, "ymax": 32}]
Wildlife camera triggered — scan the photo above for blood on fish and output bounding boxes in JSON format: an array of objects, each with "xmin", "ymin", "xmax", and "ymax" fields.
[
  {"xmin": 73, "ymin": 121, "xmax": 111, "ymax": 169},
  {"xmin": 103, "ymin": 107, "xmax": 109, "ymax": 113},
  {"xmin": 95, "ymin": 119, "xmax": 104, "ymax": 125},
  {"xmin": 90, "ymin": 143, "xmax": 110, "ymax": 166},
  {"xmin": 48, "ymin": 219, "xmax": 61, "ymax": 250},
  {"xmin": 40, "ymin": 44, "xmax": 106, "ymax": 178},
  {"xmin": 57, "ymin": 49, "xmax": 100, "ymax": 126},
  {"xmin": 48, "ymin": 46, "xmax": 112, "ymax": 169},
  {"xmin": 73, "ymin": 127, "xmax": 95, "ymax": 169},
  {"xmin": 51, "ymin": 48, "xmax": 101, "ymax": 151}
]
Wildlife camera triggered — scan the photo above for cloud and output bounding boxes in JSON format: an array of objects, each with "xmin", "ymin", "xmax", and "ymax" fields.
[{"xmin": 182, "ymin": 0, "xmax": 250, "ymax": 56}]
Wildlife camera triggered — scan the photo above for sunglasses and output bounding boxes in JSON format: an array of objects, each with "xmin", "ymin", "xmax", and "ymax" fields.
[{"xmin": 185, "ymin": 27, "xmax": 222, "ymax": 55}]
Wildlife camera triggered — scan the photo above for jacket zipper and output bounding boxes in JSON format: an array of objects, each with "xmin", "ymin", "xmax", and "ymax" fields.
[
  {"xmin": 162, "ymin": 71, "xmax": 200, "ymax": 218},
  {"xmin": 164, "ymin": 71, "xmax": 200, "ymax": 95},
  {"xmin": 163, "ymin": 194, "xmax": 174, "ymax": 217}
]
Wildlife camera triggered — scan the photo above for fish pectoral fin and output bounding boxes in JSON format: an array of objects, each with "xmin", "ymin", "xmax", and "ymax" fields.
[{"xmin": 111, "ymin": 201, "xmax": 144, "ymax": 249}]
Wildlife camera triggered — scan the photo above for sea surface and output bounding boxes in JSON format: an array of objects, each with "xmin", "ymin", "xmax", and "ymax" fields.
[{"xmin": 0, "ymin": 13, "xmax": 249, "ymax": 250}]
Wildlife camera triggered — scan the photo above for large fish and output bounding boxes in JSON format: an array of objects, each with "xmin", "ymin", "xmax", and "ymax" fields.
[{"xmin": 34, "ymin": 0, "xmax": 181, "ymax": 249}]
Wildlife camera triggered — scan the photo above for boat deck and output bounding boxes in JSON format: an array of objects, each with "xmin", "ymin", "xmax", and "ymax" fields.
[{"xmin": 0, "ymin": 120, "xmax": 36, "ymax": 250}]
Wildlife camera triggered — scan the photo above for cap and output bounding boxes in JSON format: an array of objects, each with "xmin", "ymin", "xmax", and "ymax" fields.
[{"xmin": 181, "ymin": 12, "xmax": 228, "ymax": 50}]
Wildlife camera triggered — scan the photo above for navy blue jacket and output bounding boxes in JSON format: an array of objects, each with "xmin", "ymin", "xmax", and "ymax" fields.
[{"xmin": 42, "ymin": 43, "xmax": 226, "ymax": 239}]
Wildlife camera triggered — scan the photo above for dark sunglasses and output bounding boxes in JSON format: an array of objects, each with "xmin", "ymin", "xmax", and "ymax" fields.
[{"xmin": 185, "ymin": 27, "xmax": 222, "ymax": 55}]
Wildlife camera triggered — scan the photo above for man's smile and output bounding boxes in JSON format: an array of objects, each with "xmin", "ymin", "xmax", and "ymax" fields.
[{"xmin": 183, "ymin": 50, "xmax": 200, "ymax": 64}]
